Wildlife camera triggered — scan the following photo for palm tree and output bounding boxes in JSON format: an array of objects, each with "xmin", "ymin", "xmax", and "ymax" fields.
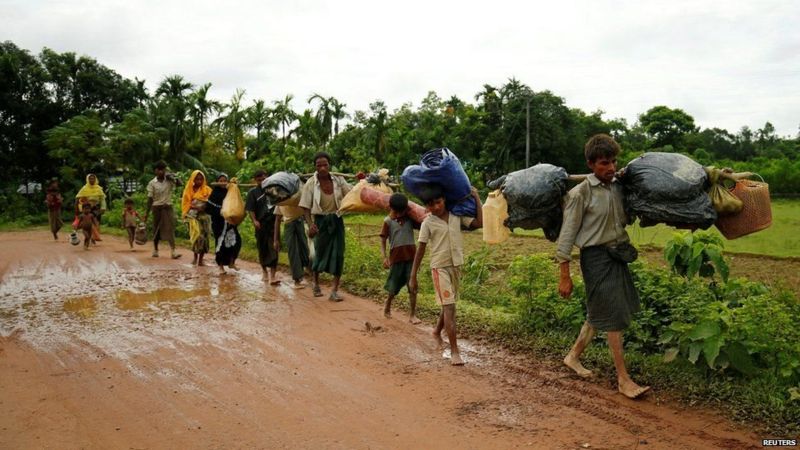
[
  {"xmin": 308, "ymin": 93, "xmax": 332, "ymax": 147},
  {"xmin": 289, "ymin": 109, "xmax": 321, "ymax": 150},
  {"xmin": 212, "ymin": 89, "xmax": 248, "ymax": 160},
  {"xmin": 154, "ymin": 75, "xmax": 194, "ymax": 164},
  {"xmin": 272, "ymin": 94, "xmax": 297, "ymax": 150},
  {"xmin": 330, "ymin": 97, "xmax": 349, "ymax": 137},
  {"xmin": 246, "ymin": 99, "xmax": 273, "ymax": 159},
  {"xmin": 189, "ymin": 83, "xmax": 223, "ymax": 152}
]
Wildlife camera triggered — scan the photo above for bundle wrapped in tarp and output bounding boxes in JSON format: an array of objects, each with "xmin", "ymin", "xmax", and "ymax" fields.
[
  {"xmin": 401, "ymin": 148, "xmax": 477, "ymax": 217},
  {"xmin": 620, "ymin": 152, "xmax": 716, "ymax": 229},
  {"xmin": 261, "ymin": 171, "xmax": 301, "ymax": 205},
  {"xmin": 360, "ymin": 187, "xmax": 429, "ymax": 224},
  {"xmin": 339, "ymin": 172, "xmax": 394, "ymax": 214},
  {"xmin": 488, "ymin": 163, "xmax": 568, "ymax": 242}
]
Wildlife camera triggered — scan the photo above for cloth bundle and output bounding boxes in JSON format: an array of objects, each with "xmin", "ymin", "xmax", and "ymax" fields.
[
  {"xmin": 134, "ymin": 223, "xmax": 147, "ymax": 245},
  {"xmin": 620, "ymin": 152, "xmax": 716, "ymax": 229},
  {"xmin": 221, "ymin": 179, "xmax": 246, "ymax": 225},
  {"xmin": 339, "ymin": 169, "xmax": 394, "ymax": 214},
  {"xmin": 487, "ymin": 163, "xmax": 568, "ymax": 242},
  {"xmin": 401, "ymin": 148, "xmax": 477, "ymax": 217},
  {"xmin": 261, "ymin": 172, "xmax": 301, "ymax": 205}
]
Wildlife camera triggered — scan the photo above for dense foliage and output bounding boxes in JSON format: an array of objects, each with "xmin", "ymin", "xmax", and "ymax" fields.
[{"xmin": 3, "ymin": 41, "xmax": 800, "ymax": 204}]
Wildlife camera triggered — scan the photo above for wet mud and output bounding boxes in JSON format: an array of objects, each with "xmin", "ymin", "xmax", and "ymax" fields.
[{"xmin": 0, "ymin": 231, "xmax": 760, "ymax": 449}]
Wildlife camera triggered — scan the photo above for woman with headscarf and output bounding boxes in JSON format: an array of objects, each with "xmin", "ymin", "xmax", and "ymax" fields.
[
  {"xmin": 75, "ymin": 174, "xmax": 107, "ymax": 243},
  {"xmin": 206, "ymin": 173, "xmax": 242, "ymax": 274},
  {"xmin": 45, "ymin": 179, "xmax": 64, "ymax": 241},
  {"xmin": 181, "ymin": 170, "xmax": 213, "ymax": 266}
]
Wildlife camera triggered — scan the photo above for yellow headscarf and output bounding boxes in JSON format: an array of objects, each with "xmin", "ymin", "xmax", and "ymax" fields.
[
  {"xmin": 75, "ymin": 174, "xmax": 105, "ymax": 200},
  {"xmin": 181, "ymin": 170, "xmax": 212, "ymax": 216}
]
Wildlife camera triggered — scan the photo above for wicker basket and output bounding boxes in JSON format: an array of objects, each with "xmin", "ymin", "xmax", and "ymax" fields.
[{"xmin": 715, "ymin": 179, "xmax": 772, "ymax": 240}]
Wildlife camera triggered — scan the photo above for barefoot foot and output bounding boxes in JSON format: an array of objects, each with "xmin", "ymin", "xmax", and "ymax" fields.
[
  {"xmin": 432, "ymin": 331, "xmax": 445, "ymax": 349},
  {"xmin": 618, "ymin": 379, "xmax": 650, "ymax": 399},
  {"xmin": 408, "ymin": 315, "xmax": 422, "ymax": 325},
  {"xmin": 450, "ymin": 352, "xmax": 465, "ymax": 366},
  {"xmin": 563, "ymin": 354, "xmax": 593, "ymax": 378}
]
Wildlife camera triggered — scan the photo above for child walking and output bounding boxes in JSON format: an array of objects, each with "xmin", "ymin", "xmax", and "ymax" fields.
[
  {"xmin": 78, "ymin": 203, "xmax": 98, "ymax": 250},
  {"xmin": 409, "ymin": 185, "xmax": 482, "ymax": 365},
  {"xmin": 122, "ymin": 198, "xmax": 140, "ymax": 250},
  {"xmin": 380, "ymin": 193, "xmax": 421, "ymax": 324}
]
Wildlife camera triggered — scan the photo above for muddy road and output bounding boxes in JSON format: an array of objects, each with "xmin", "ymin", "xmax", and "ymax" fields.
[{"xmin": 0, "ymin": 231, "xmax": 759, "ymax": 449}]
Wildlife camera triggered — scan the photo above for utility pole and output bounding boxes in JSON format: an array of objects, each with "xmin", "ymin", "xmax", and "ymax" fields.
[{"xmin": 525, "ymin": 98, "xmax": 530, "ymax": 168}]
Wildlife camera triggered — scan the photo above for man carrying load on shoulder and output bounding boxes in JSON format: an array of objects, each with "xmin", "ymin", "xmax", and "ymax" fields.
[
  {"xmin": 556, "ymin": 134, "xmax": 650, "ymax": 399},
  {"xmin": 144, "ymin": 160, "xmax": 182, "ymax": 259}
]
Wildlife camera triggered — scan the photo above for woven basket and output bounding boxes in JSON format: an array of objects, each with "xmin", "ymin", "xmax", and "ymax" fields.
[{"xmin": 715, "ymin": 179, "xmax": 772, "ymax": 240}]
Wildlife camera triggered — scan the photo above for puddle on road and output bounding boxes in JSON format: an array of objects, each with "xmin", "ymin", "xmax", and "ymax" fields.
[
  {"xmin": 63, "ymin": 296, "xmax": 98, "ymax": 318},
  {"xmin": 116, "ymin": 288, "xmax": 211, "ymax": 310},
  {"xmin": 0, "ymin": 256, "xmax": 292, "ymax": 360}
]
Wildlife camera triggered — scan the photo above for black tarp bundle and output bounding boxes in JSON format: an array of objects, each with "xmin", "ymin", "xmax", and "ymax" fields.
[
  {"xmin": 620, "ymin": 152, "xmax": 716, "ymax": 229},
  {"xmin": 487, "ymin": 163, "xmax": 568, "ymax": 242},
  {"xmin": 261, "ymin": 172, "xmax": 301, "ymax": 205}
]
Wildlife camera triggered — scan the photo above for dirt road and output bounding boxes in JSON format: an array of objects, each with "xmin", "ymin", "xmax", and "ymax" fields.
[{"xmin": 0, "ymin": 231, "xmax": 759, "ymax": 449}]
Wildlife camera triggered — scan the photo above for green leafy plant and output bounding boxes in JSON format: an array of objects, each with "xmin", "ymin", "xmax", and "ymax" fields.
[{"xmin": 664, "ymin": 230, "xmax": 729, "ymax": 282}]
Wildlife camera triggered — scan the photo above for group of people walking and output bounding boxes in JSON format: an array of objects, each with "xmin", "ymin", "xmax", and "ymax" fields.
[{"xmin": 42, "ymin": 134, "xmax": 650, "ymax": 398}]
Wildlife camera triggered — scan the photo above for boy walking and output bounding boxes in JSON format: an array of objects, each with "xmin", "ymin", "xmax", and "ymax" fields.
[
  {"xmin": 380, "ymin": 193, "xmax": 421, "ymax": 323},
  {"xmin": 122, "ymin": 198, "xmax": 140, "ymax": 250},
  {"xmin": 77, "ymin": 203, "xmax": 98, "ymax": 250},
  {"xmin": 410, "ymin": 185, "xmax": 483, "ymax": 365},
  {"xmin": 556, "ymin": 133, "xmax": 650, "ymax": 399}
]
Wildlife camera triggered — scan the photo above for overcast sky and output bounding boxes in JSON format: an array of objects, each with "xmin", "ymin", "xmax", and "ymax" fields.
[{"xmin": 2, "ymin": 0, "xmax": 799, "ymax": 136}]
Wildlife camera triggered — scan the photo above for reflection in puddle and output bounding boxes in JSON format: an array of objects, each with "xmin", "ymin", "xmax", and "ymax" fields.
[
  {"xmin": 63, "ymin": 296, "xmax": 98, "ymax": 318},
  {"xmin": 116, "ymin": 288, "xmax": 211, "ymax": 310}
]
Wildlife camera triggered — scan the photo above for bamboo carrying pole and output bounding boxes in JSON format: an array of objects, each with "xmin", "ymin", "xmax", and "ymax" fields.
[{"xmin": 567, "ymin": 169, "xmax": 754, "ymax": 183}]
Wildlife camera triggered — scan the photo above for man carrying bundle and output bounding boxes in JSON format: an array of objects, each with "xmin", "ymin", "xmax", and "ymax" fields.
[{"xmin": 556, "ymin": 134, "xmax": 650, "ymax": 399}]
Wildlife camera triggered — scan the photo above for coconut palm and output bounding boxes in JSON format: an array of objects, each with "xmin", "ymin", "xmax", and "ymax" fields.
[
  {"xmin": 212, "ymin": 89, "xmax": 248, "ymax": 160},
  {"xmin": 272, "ymin": 94, "xmax": 298, "ymax": 150},
  {"xmin": 189, "ymin": 83, "xmax": 223, "ymax": 151}
]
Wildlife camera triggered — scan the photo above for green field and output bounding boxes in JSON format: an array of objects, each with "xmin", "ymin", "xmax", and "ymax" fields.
[{"xmin": 404, "ymin": 197, "xmax": 799, "ymax": 258}]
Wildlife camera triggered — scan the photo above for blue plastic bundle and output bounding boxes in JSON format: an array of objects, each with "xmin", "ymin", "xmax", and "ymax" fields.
[{"xmin": 401, "ymin": 148, "xmax": 477, "ymax": 217}]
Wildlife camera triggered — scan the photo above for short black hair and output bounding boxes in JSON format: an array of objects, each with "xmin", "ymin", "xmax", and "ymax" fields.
[
  {"xmin": 389, "ymin": 193, "xmax": 409, "ymax": 213},
  {"xmin": 154, "ymin": 160, "xmax": 167, "ymax": 170},
  {"xmin": 584, "ymin": 134, "xmax": 621, "ymax": 162},
  {"xmin": 124, "ymin": 198, "xmax": 134, "ymax": 205},
  {"xmin": 313, "ymin": 151, "xmax": 332, "ymax": 165},
  {"xmin": 253, "ymin": 169, "xmax": 267, "ymax": 178},
  {"xmin": 417, "ymin": 183, "xmax": 445, "ymax": 205}
]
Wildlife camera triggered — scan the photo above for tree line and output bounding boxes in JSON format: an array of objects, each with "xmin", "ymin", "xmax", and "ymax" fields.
[{"xmin": 2, "ymin": 40, "xmax": 799, "ymax": 196}]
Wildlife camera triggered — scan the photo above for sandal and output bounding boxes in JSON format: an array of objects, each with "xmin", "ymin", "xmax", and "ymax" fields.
[
  {"xmin": 312, "ymin": 286, "xmax": 323, "ymax": 297},
  {"xmin": 328, "ymin": 291, "xmax": 343, "ymax": 302}
]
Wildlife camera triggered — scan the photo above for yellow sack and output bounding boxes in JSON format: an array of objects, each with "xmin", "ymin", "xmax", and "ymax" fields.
[
  {"xmin": 221, "ymin": 179, "xmax": 246, "ymax": 225},
  {"xmin": 278, "ymin": 205, "xmax": 305, "ymax": 223},
  {"xmin": 338, "ymin": 179, "xmax": 393, "ymax": 214},
  {"xmin": 277, "ymin": 191, "xmax": 301, "ymax": 207},
  {"xmin": 705, "ymin": 167, "xmax": 744, "ymax": 216}
]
